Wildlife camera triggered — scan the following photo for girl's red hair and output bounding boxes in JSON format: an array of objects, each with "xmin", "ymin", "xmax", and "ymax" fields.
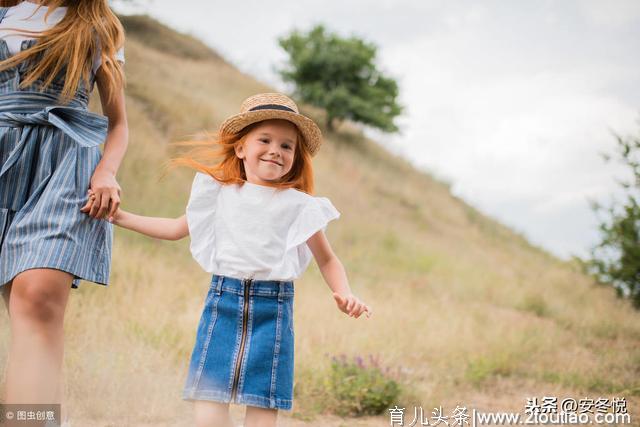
[{"xmin": 168, "ymin": 121, "xmax": 315, "ymax": 194}]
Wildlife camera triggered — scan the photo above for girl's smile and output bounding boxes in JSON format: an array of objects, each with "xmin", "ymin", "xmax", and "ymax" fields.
[
  {"xmin": 235, "ymin": 119, "xmax": 298, "ymax": 186},
  {"xmin": 262, "ymin": 159, "xmax": 282, "ymax": 166}
]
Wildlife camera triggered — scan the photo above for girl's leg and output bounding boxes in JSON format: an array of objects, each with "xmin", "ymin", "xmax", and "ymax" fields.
[
  {"xmin": 4, "ymin": 268, "xmax": 72, "ymax": 405},
  {"xmin": 244, "ymin": 406, "xmax": 278, "ymax": 427},
  {"xmin": 194, "ymin": 401, "xmax": 235, "ymax": 427}
]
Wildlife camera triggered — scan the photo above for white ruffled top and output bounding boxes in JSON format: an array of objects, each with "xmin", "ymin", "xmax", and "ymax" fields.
[{"xmin": 185, "ymin": 172, "xmax": 340, "ymax": 281}]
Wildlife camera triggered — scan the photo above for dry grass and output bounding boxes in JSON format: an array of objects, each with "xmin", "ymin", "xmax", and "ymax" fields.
[{"xmin": 1, "ymin": 15, "xmax": 639, "ymax": 427}]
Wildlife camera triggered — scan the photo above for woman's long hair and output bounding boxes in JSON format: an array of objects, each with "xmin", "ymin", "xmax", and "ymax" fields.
[
  {"xmin": 0, "ymin": 0, "xmax": 125, "ymax": 103},
  {"xmin": 168, "ymin": 121, "xmax": 316, "ymax": 195}
]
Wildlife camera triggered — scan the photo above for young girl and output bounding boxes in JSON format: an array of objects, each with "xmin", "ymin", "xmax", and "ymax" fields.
[
  {"xmin": 0, "ymin": 0, "xmax": 128, "ymax": 423},
  {"xmin": 82, "ymin": 93, "xmax": 371, "ymax": 427}
]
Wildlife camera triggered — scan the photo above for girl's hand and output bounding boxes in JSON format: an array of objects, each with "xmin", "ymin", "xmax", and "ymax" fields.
[
  {"xmin": 333, "ymin": 292, "xmax": 372, "ymax": 319},
  {"xmin": 80, "ymin": 189, "xmax": 96, "ymax": 215},
  {"xmin": 87, "ymin": 167, "xmax": 121, "ymax": 220}
]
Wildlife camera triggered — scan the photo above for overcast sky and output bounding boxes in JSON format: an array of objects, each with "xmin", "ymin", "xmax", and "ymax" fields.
[{"xmin": 115, "ymin": 0, "xmax": 640, "ymax": 261}]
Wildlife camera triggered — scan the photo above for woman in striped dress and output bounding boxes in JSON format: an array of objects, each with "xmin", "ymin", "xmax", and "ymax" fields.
[{"xmin": 0, "ymin": 0, "xmax": 127, "ymax": 419}]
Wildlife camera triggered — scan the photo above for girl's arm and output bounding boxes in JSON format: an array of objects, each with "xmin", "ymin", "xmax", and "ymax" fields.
[
  {"xmin": 113, "ymin": 210, "xmax": 189, "ymax": 241},
  {"xmin": 87, "ymin": 66, "xmax": 129, "ymax": 221},
  {"xmin": 81, "ymin": 199, "xmax": 190, "ymax": 241},
  {"xmin": 307, "ymin": 230, "xmax": 372, "ymax": 318}
]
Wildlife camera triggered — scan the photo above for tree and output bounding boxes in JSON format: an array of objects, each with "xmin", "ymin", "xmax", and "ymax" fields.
[
  {"xmin": 278, "ymin": 25, "xmax": 402, "ymax": 133},
  {"xmin": 583, "ymin": 122, "xmax": 640, "ymax": 309}
]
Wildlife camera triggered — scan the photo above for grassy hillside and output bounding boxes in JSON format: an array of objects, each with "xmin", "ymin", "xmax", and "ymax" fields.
[{"xmin": 1, "ymin": 15, "xmax": 639, "ymax": 426}]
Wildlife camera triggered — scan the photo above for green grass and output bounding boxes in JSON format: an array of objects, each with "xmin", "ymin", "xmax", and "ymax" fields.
[{"xmin": 517, "ymin": 293, "xmax": 551, "ymax": 318}]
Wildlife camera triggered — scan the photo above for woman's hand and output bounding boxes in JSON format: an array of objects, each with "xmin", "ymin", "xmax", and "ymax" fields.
[
  {"xmin": 333, "ymin": 292, "xmax": 372, "ymax": 319},
  {"xmin": 85, "ymin": 168, "xmax": 121, "ymax": 220}
]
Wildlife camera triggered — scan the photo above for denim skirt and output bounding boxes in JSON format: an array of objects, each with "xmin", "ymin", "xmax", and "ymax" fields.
[{"xmin": 183, "ymin": 274, "xmax": 295, "ymax": 410}]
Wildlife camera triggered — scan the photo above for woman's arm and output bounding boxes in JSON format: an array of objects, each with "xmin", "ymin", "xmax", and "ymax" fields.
[
  {"xmin": 307, "ymin": 230, "xmax": 372, "ymax": 318},
  {"xmin": 87, "ymin": 66, "xmax": 129, "ymax": 221}
]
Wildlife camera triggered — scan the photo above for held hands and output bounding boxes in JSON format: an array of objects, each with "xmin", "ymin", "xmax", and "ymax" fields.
[
  {"xmin": 80, "ymin": 167, "xmax": 121, "ymax": 221},
  {"xmin": 80, "ymin": 188, "xmax": 120, "ymax": 223},
  {"xmin": 333, "ymin": 292, "xmax": 372, "ymax": 319}
]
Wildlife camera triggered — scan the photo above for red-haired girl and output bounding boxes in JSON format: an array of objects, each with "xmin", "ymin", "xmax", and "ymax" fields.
[
  {"xmin": 0, "ymin": 0, "xmax": 127, "ymax": 424},
  {"xmin": 83, "ymin": 93, "xmax": 371, "ymax": 427}
]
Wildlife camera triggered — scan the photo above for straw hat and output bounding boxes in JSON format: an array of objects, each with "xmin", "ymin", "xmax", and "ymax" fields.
[{"xmin": 218, "ymin": 93, "xmax": 323, "ymax": 156}]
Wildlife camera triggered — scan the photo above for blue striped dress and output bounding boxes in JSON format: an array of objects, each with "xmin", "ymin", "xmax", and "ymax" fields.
[{"xmin": 0, "ymin": 7, "xmax": 113, "ymax": 289}]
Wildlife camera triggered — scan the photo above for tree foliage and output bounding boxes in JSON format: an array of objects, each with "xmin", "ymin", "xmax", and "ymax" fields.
[
  {"xmin": 583, "ymin": 123, "xmax": 640, "ymax": 309},
  {"xmin": 278, "ymin": 25, "xmax": 402, "ymax": 132}
]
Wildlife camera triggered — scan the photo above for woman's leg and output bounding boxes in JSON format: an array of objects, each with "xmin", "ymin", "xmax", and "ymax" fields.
[
  {"xmin": 1, "ymin": 280, "xmax": 12, "ymax": 402},
  {"xmin": 4, "ymin": 268, "xmax": 72, "ymax": 404},
  {"xmin": 1, "ymin": 281, "xmax": 11, "ymax": 311},
  {"xmin": 194, "ymin": 401, "xmax": 235, "ymax": 427},
  {"xmin": 244, "ymin": 406, "xmax": 278, "ymax": 427}
]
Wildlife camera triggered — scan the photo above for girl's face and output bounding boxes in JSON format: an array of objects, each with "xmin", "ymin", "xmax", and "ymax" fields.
[{"xmin": 235, "ymin": 119, "xmax": 298, "ymax": 186}]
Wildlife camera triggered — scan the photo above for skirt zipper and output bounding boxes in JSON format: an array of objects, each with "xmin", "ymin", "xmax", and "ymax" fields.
[{"xmin": 231, "ymin": 278, "xmax": 252, "ymax": 402}]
